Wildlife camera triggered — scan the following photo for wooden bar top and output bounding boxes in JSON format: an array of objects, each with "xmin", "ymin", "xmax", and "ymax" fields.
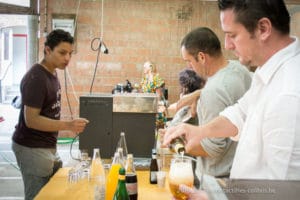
[{"xmin": 35, "ymin": 167, "xmax": 172, "ymax": 200}]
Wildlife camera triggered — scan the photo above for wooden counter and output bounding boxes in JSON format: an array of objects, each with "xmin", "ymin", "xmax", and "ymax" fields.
[
  {"xmin": 34, "ymin": 166, "xmax": 300, "ymax": 200},
  {"xmin": 34, "ymin": 168, "xmax": 171, "ymax": 200}
]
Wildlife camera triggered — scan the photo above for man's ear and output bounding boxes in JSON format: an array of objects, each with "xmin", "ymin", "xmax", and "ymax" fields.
[
  {"xmin": 44, "ymin": 46, "xmax": 51, "ymax": 55},
  {"xmin": 197, "ymin": 52, "xmax": 205, "ymax": 64},
  {"xmin": 257, "ymin": 17, "xmax": 272, "ymax": 41}
]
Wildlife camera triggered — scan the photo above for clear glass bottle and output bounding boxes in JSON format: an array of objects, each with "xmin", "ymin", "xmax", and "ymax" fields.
[
  {"xmin": 149, "ymin": 148, "xmax": 158, "ymax": 184},
  {"xmin": 106, "ymin": 152, "xmax": 122, "ymax": 200},
  {"xmin": 125, "ymin": 154, "xmax": 138, "ymax": 200},
  {"xmin": 118, "ymin": 147, "xmax": 125, "ymax": 167},
  {"xmin": 117, "ymin": 132, "xmax": 128, "ymax": 159},
  {"xmin": 91, "ymin": 148, "xmax": 105, "ymax": 200},
  {"xmin": 113, "ymin": 167, "xmax": 130, "ymax": 200}
]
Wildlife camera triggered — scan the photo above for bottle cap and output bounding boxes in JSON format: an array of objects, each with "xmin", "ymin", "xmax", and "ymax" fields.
[
  {"xmin": 152, "ymin": 148, "xmax": 157, "ymax": 155},
  {"xmin": 127, "ymin": 154, "xmax": 133, "ymax": 158},
  {"xmin": 119, "ymin": 167, "xmax": 126, "ymax": 175}
]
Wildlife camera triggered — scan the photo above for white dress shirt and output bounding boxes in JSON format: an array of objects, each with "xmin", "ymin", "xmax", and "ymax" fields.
[{"xmin": 220, "ymin": 37, "xmax": 300, "ymax": 180}]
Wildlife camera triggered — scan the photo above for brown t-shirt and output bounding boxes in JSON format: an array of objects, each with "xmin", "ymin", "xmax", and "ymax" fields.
[{"xmin": 12, "ymin": 64, "xmax": 61, "ymax": 148}]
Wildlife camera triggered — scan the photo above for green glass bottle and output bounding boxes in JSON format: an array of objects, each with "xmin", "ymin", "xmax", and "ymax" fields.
[{"xmin": 113, "ymin": 167, "xmax": 130, "ymax": 200}]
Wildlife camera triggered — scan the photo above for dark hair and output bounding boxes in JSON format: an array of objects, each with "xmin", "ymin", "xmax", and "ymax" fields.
[
  {"xmin": 179, "ymin": 68, "xmax": 206, "ymax": 95},
  {"xmin": 218, "ymin": 0, "xmax": 290, "ymax": 35},
  {"xmin": 181, "ymin": 27, "xmax": 222, "ymax": 60},
  {"xmin": 44, "ymin": 29, "xmax": 74, "ymax": 51}
]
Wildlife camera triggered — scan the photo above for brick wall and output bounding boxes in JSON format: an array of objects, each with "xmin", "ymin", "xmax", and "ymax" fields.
[{"xmin": 37, "ymin": 0, "xmax": 300, "ymax": 136}]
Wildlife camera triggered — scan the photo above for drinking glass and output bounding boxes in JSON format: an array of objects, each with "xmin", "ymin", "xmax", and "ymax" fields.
[{"xmin": 168, "ymin": 156, "xmax": 194, "ymax": 200}]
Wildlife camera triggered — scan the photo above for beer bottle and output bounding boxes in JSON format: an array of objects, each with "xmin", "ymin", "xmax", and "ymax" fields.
[
  {"xmin": 113, "ymin": 167, "xmax": 130, "ymax": 200},
  {"xmin": 169, "ymin": 137, "xmax": 185, "ymax": 155},
  {"xmin": 149, "ymin": 148, "xmax": 158, "ymax": 184},
  {"xmin": 125, "ymin": 154, "xmax": 138, "ymax": 200}
]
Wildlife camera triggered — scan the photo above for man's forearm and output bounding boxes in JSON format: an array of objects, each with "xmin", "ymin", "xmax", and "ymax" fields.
[
  {"xmin": 24, "ymin": 105, "xmax": 71, "ymax": 132},
  {"xmin": 177, "ymin": 89, "xmax": 201, "ymax": 110},
  {"xmin": 26, "ymin": 115, "xmax": 71, "ymax": 132},
  {"xmin": 203, "ymin": 116, "xmax": 238, "ymax": 139}
]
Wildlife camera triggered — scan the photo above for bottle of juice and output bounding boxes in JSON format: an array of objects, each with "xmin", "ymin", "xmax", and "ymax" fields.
[
  {"xmin": 105, "ymin": 152, "xmax": 122, "ymax": 200},
  {"xmin": 91, "ymin": 148, "xmax": 105, "ymax": 200},
  {"xmin": 91, "ymin": 148, "xmax": 105, "ymax": 178}
]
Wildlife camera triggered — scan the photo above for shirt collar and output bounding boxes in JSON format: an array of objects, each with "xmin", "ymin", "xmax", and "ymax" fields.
[{"xmin": 255, "ymin": 36, "xmax": 300, "ymax": 85}]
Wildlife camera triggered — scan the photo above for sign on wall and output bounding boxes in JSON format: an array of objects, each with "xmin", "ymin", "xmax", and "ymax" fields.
[{"xmin": 52, "ymin": 18, "xmax": 75, "ymax": 37}]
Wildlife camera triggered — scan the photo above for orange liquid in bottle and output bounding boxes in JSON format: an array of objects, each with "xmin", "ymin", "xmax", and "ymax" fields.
[
  {"xmin": 90, "ymin": 158, "xmax": 104, "ymax": 178},
  {"xmin": 105, "ymin": 163, "xmax": 122, "ymax": 200}
]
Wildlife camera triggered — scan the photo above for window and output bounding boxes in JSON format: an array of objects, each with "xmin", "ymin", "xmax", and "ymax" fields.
[
  {"xmin": 0, "ymin": 0, "xmax": 30, "ymax": 7},
  {"xmin": 2, "ymin": 30, "xmax": 11, "ymax": 61}
]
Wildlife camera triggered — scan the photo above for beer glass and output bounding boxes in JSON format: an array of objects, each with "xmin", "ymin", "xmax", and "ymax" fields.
[{"xmin": 168, "ymin": 157, "xmax": 194, "ymax": 200}]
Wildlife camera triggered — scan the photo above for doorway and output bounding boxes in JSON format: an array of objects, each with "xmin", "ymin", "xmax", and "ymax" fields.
[{"xmin": 0, "ymin": 15, "xmax": 27, "ymax": 103}]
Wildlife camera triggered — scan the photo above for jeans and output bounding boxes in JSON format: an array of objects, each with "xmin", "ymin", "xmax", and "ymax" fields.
[{"xmin": 12, "ymin": 141, "xmax": 62, "ymax": 200}]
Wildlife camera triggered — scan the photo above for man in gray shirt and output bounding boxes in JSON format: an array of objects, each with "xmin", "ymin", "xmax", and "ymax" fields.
[{"xmin": 179, "ymin": 27, "xmax": 252, "ymax": 180}]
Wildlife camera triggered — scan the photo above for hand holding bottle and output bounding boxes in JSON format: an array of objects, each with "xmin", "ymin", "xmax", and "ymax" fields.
[
  {"xmin": 163, "ymin": 123, "xmax": 206, "ymax": 157},
  {"xmin": 159, "ymin": 128, "xmax": 186, "ymax": 155}
]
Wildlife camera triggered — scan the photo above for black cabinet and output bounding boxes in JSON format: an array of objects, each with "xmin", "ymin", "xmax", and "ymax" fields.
[
  {"xmin": 79, "ymin": 95, "xmax": 113, "ymax": 158},
  {"xmin": 79, "ymin": 94, "xmax": 156, "ymax": 158}
]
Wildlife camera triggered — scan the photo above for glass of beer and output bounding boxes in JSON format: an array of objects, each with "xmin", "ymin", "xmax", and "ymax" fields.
[{"xmin": 168, "ymin": 156, "xmax": 194, "ymax": 200}]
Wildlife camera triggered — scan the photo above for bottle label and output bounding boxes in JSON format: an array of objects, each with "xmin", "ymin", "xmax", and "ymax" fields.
[
  {"xmin": 119, "ymin": 175, "xmax": 126, "ymax": 181},
  {"xmin": 126, "ymin": 182, "xmax": 137, "ymax": 195},
  {"xmin": 150, "ymin": 171, "xmax": 157, "ymax": 181}
]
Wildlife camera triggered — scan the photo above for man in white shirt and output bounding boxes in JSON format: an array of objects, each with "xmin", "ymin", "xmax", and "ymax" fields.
[{"xmin": 164, "ymin": 0, "xmax": 300, "ymax": 182}]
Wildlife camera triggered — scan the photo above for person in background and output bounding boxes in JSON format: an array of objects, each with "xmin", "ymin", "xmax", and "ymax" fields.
[
  {"xmin": 164, "ymin": 0, "xmax": 300, "ymax": 198},
  {"xmin": 12, "ymin": 29, "xmax": 89, "ymax": 200},
  {"xmin": 179, "ymin": 68, "xmax": 206, "ymax": 96},
  {"xmin": 165, "ymin": 68, "xmax": 206, "ymax": 188},
  {"xmin": 140, "ymin": 61, "xmax": 166, "ymax": 128},
  {"xmin": 176, "ymin": 27, "xmax": 252, "ymax": 181},
  {"xmin": 140, "ymin": 61, "xmax": 165, "ymax": 94},
  {"xmin": 167, "ymin": 68, "xmax": 206, "ymax": 127}
]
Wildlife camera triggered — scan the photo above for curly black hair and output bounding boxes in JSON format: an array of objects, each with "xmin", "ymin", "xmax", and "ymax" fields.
[
  {"xmin": 179, "ymin": 68, "xmax": 206, "ymax": 95},
  {"xmin": 44, "ymin": 29, "xmax": 74, "ymax": 51}
]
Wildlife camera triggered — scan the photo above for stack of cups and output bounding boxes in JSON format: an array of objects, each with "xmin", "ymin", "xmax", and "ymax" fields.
[
  {"xmin": 157, "ymin": 171, "xmax": 166, "ymax": 188},
  {"xmin": 156, "ymin": 152, "xmax": 167, "ymax": 188}
]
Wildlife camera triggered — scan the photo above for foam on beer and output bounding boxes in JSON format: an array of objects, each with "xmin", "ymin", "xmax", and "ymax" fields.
[{"xmin": 169, "ymin": 162, "xmax": 193, "ymax": 185}]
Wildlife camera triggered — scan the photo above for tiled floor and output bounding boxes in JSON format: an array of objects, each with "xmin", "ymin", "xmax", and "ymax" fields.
[
  {"xmin": 0, "ymin": 104, "xmax": 23, "ymax": 200},
  {"xmin": 0, "ymin": 104, "xmax": 80, "ymax": 200}
]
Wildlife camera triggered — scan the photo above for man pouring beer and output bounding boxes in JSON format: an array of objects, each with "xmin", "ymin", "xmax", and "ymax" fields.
[{"xmin": 164, "ymin": 0, "xmax": 300, "ymax": 199}]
